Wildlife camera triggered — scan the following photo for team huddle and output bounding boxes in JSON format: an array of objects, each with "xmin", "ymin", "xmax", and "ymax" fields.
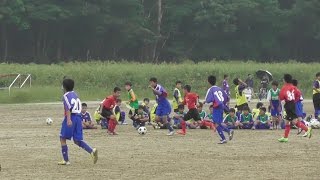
[{"xmin": 58, "ymin": 72, "xmax": 320, "ymax": 165}]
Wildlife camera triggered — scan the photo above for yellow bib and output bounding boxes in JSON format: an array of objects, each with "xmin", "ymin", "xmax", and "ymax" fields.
[
  {"xmin": 235, "ymin": 85, "xmax": 247, "ymax": 106},
  {"xmin": 313, "ymin": 80, "xmax": 320, "ymax": 94}
]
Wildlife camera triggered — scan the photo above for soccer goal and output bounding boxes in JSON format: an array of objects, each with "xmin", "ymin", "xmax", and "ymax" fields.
[{"xmin": 0, "ymin": 74, "xmax": 32, "ymax": 96}]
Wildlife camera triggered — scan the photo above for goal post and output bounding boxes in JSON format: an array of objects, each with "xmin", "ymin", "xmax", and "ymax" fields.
[{"xmin": 0, "ymin": 74, "xmax": 32, "ymax": 96}]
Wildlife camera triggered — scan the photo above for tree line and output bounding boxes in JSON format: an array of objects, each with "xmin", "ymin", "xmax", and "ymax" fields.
[{"xmin": 0, "ymin": 0, "xmax": 320, "ymax": 63}]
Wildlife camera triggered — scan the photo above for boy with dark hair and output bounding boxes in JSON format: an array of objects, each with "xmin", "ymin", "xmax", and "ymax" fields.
[
  {"xmin": 177, "ymin": 85, "xmax": 201, "ymax": 135},
  {"xmin": 172, "ymin": 104, "xmax": 185, "ymax": 129},
  {"xmin": 233, "ymin": 78, "xmax": 249, "ymax": 112},
  {"xmin": 100, "ymin": 87, "xmax": 121, "ymax": 135},
  {"xmin": 236, "ymin": 106, "xmax": 254, "ymax": 129},
  {"xmin": 278, "ymin": 74, "xmax": 312, "ymax": 142},
  {"xmin": 253, "ymin": 107, "xmax": 272, "ymax": 130},
  {"xmin": 149, "ymin": 77, "xmax": 174, "ymax": 136},
  {"xmin": 205, "ymin": 75, "xmax": 234, "ymax": 144},
  {"xmin": 267, "ymin": 81, "xmax": 282, "ymax": 129},
  {"xmin": 223, "ymin": 108, "xmax": 238, "ymax": 129},
  {"xmin": 81, "ymin": 103, "xmax": 97, "ymax": 129},
  {"xmin": 313, "ymin": 72, "xmax": 320, "ymax": 118},
  {"xmin": 173, "ymin": 81, "xmax": 183, "ymax": 112},
  {"xmin": 131, "ymin": 105, "xmax": 149, "ymax": 129},
  {"xmin": 58, "ymin": 79, "xmax": 98, "ymax": 165}
]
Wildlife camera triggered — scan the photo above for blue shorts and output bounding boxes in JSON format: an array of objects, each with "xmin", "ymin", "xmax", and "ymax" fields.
[
  {"xmin": 242, "ymin": 123, "xmax": 253, "ymax": 129},
  {"xmin": 60, "ymin": 114, "xmax": 83, "ymax": 141},
  {"xmin": 295, "ymin": 101, "xmax": 304, "ymax": 118},
  {"xmin": 255, "ymin": 123, "xmax": 270, "ymax": 129},
  {"xmin": 212, "ymin": 108, "xmax": 224, "ymax": 124},
  {"xmin": 271, "ymin": 101, "xmax": 281, "ymax": 116},
  {"xmin": 156, "ymin": 105, "xmax": 171, "ymax": 117}
]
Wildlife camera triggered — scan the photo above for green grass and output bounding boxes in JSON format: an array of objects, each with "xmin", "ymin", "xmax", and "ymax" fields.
[{"xmin": 0, "ymin": 60, "xmax": 318, "ymax": 103}]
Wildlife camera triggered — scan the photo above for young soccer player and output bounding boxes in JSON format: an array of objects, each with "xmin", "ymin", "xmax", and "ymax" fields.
[
  {"xmin": 205, "ymin": 75, "xmax": 234, "ymax": 144},
  {"xmin": 177, "ymin": 85, "xmax": 201, "ymax": 135},
  {"xmin": 125, "ymin": 82, "xmax": 139, "ymax": 120},
  {"xmin": 253, "ymin": 107, "xmax": 272, "ymax": 130},
  {"xmin": 252, "ymin": 102, "xmax": 263, "ymax": 119},
  {"xmin": 58, "ymin": 78, "xmax": 98, "ymax": 165},
  {"xmin": 131, "ymin": 105, "xmax": 149, "ymax": 129},
  {"xmin": 222, "ymin": 74, "xmax": 230, "ymax": 99},
  {"xmin": 94, "ymin": 104, "xmax": 103, "ymax": 125},
  {"xmin": 278, "ymin": 74, "xmax": 312, "ymax": 143},
  {"xmin": 173, "ymin": 81, "xmax": 183, "ymax": 112},
  {"xmin": 312, "ymin": 72, "xmax": 320, "ymax": 118},
  {"xmin": 114, "ymin": 99, "xmax": 127, "ymax": 125},
  {"xmin": 267, "ymin": 81, "xmax": 282, "ymax": 129},
  {"xmin": 100, "ymin": 87, "xmax": 121, "ymax": 135},
  {"xmin": 149, "ymin": 77, "xmax": 174, "ymax": 135},
  {"xmin": 236, "ymin": 106, "xmax": 254, "ymax": 129},
  {"xmin": 173, "ymin": 104, "xmax": 185, "ymax": 129},
  {"xmin": 233, "ymin": 78, "xmax": 249, "ymax": 112},
  {"xmin": 222, "ymin": 108, "xmax": 238, "ymax": 129},
  {"xmin": 81, "ymin": 103, "xmax": 97, "ymax": 129}
]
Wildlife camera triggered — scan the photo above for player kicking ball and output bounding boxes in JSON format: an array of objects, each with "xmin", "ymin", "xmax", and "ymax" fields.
[
  {"xmin": 58, "ymin": 78, "xmax": 98, "ymax": 165},
  {"xmin": 204, "ymin": 76, "xmax": 234, "ymax": 144},
  {"xmin": 278, "ymin": 74, "xmax": 312, "ymax": 143}
]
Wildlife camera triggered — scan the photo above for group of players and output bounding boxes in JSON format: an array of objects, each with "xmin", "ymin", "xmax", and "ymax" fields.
[{"xmin": 58, "ymin": 72, "xmax": 320, "ymax": 165}]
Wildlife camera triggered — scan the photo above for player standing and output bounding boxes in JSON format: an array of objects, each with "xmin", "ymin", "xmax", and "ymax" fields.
[
  {"xmin": 312, "ymin": 72, "xmax": 320, "ymax": 118},
  {"xmin": 278, "ymin": 74, "xmax": 312, "ymax": 143},
  {"xmin": 267, "ymin": 81, "xmax": 282, "ymax": 129},
  {"xmin": 58, "ymin": 78, "xmax": 98, "ymax": 165},
  {"xmin": 172, "ymin": 81, "xmax": 183, "ymax": 112},
  {"xmin": 100, "ymin": 87, "xmax": 121, "ymax": 135},
  {"xmin": 177, "ymin": 85, "xmax": 201, "ymax": 135},
  {"xmin": 205, "ymin": 75, "xmax": 234, "ymax": 144},
  {"xmin": 149, "ymin": 77, "xmax": 174, "ymax": 136}
]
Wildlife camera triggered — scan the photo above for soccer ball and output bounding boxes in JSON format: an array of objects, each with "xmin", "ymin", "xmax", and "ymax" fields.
[
  {"xmin": 46, "ymin": 118, "xmax": 53, "ymax": 125},
  {"xmin": 310, "ymin": 119, "xmax": 320, "ymax": 129},
  {"xmin": 138, "ymin": 126, "xmax": 147, "ymax": 135}
]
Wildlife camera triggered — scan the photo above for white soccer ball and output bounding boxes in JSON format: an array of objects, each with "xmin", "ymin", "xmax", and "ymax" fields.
[
  {"xmin": 310, "ymin": 119, "xmax": 320, "ymax": 129},
  {"xmin": 46, "ymin": 118, "xmax": 53, "ymax": 125},
  {"xmin": 138, "ymin": 126, "xmax": 147, "ymax": 135}
]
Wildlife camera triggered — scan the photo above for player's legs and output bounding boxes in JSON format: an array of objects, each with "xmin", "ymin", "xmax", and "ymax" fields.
[
  {"xmin": 156, "ymin": 105, "xmax": 174, "ymax": 135},
  {"xmin": 59, "ymin": 117, "xmax": 75, "ymax": 165}
]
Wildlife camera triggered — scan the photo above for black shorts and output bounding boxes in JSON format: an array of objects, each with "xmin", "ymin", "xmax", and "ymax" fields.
[
  {"xmin": 101, "ymin": 108, "xmax": 113, "ymax": 118},
  {"xmin": 183, "ymin": 108, "xmax": 201, "ymax": 121},
  {"xmin": 236, "ymin": 103, "xmax": 249, "ymax": 112},
  {"xmin": 313, "ymin": 93, "xmax": 320, "ymax": 110},
  {"xmin": 284, "ymin": 101, "xmax": 297, "ymax": 121}
]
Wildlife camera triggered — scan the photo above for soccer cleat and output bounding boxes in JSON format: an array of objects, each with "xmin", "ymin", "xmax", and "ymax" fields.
[
  {"xmin": 297, "ymin": 128, "xmax": 303, "ymax": 135},
  {"xmin": 58, "ymin": 160, "xmax": 70, "ymax": 165},
  {"xmin": 218, "ymin": 139, "xmax": 227, "ymax": 144},
  {"xmin": 177, "ymin": 130, "xmax": 186, "ymax": 135},
  {"xmin": 229, "ymin": 130, "xmax": 234, "ymax": 141},
  {"xmin": 278, "ymin": 137, "xmax": 288, "ymax": 143},
  {"xmin": 91, "ymin": 148, "xmax": 98, "ymax": 164},
  {"xmin": 167, "ymin": 131, "xmax": 174, "ymax": 136},
  {"xmin": 303, "ymin": 127, "xmax": 313, "ymax": 138}
]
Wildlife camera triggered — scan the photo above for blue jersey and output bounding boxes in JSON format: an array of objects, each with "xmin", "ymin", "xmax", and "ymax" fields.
[
  {"xmin": 63, "ymin": 91, "xmax": 82, "ymax": 115},
  {"xmin": 81, "ymin": 112, "xmax": 92, "ymax": 122},
  {"xmin": 205, "ymin": 86, "xmax": 226, "ymax": 109}
]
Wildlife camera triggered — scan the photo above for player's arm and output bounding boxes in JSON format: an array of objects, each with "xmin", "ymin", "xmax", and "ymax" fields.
[
  {"xmin": 238, "ymin": 79, "xmax": 247, "ymax": 87},
  {"xmin": 130, "ymin": 91, "xmax": 136, "ymax": 102},
  {"xmin": 173, "ymin": 89, "xmax": 179, "ymax": 102},
  {"xmin": 204, "ymin": 88, "xmax": 213, "ymax": 105},
  {"xmin": 150, "ymin": 86, "xmax": 162, "ymax": 96}
]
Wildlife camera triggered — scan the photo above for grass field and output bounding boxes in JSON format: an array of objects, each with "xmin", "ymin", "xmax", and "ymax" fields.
[
  {"xmin": 0, "ymin": 61, "xmax": 319, "ymax": 103},
  {"xmin": 0, "ymin": 100, "xmax": 319, "ymax": 180}
]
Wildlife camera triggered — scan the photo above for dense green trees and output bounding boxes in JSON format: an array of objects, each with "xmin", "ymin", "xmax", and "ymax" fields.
[{"xmin": 0, "ymin": 0, "xmax": 319, "ymax": 63}]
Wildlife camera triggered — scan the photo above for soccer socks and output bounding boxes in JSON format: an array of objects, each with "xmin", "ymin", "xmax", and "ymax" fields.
[
  {"xmin": 222, "ymin": 125, "xmax": 230, "ymax": 133},
  {"xmin": 108, "ymin": 119, "xmax": 116, "ymax": 133},
  {"xmin": 284, "ymin": 124, "xmax": 291, "ymax": 138},
  {"xmin": 181, "ymin": 120, "xmax": 187, "ymax": 133},
  {"xmin": 295, "ymin": 121, "xmax": 308, "ymax": 132},
  {"xmin": 216, "ymin": 124, "xmax": 226, "ymax": 141},
  {"xmin": 165, "ymin": 122, "xmax": 174, "ymax": 132},
  {"xmin": 201, "ymin": 121, "xmax": 214, "ymax": 129},
  {"xmin": 75, "ymin": 140, "xmax": 93, "ymax": 154},
  {"xmin": 61, "ymin": 145, "xmax": 69, "ymax": 162}
]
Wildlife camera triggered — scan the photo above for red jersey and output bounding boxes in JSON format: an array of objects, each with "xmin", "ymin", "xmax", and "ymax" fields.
[
  {"xmin": 102, "ymin": 95, "xmax": 117, "ymax": 110},
  {"xmin": 279, "ymin": 83, "xmax": 301, "ymax": 102},
  {"xmin": 183, "ymin": 92, "xmax": 198, "ymax": 109}
]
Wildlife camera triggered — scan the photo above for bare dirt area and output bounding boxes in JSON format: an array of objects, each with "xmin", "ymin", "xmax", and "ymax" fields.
[{"xmin": 0, "ymin": 101, "xmax": 320, "ymax": 180}]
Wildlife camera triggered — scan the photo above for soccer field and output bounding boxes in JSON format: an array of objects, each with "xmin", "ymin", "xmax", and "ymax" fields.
[{"xmin": 0, "ymin": 101, "xmax": 320, "ymax": 180}]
